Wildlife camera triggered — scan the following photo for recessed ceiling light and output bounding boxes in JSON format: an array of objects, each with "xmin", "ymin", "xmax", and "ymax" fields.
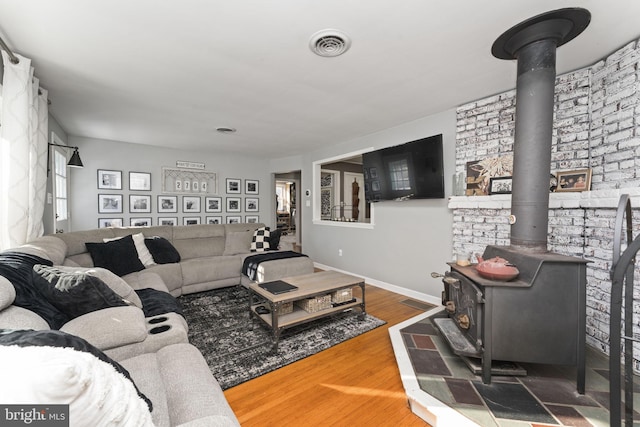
[
  {"xmin": 216, "ymin": 127, "xmax": 236, "ymax": 134},
  {"xmin": 309, "ymin": 29, "xmax": 351, "ymax": 57}
]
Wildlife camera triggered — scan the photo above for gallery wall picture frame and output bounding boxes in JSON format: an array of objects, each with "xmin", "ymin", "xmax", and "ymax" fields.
[
  {"xmin": 129, "ymin": 194, "xmax": 151, "ymax": 213},
  {"xmin": 130, "ymin": 217, "xmax": 152, "ymax": 227},
  {"xmin": 226, "ymin": 197, "xmax": 241, "ymax": 213},
  {"xmin": 488, "ymin": 176, "xmax": 513, "ymax": 195},
  {"xmin": 205, "ymin": 216, "xmax": 223, "ymax": 224},
  {"xmin": 98, "ymin": 194, "xmax": 123, "ymax": 214},
  {"xmin": 183, "ymin": 196, "xmax": 201, "ymax": 213},
  {"xmin": 226, "ymin": 216, "xmax": 241, "ymax": 224},
  {"xmin": 158, "ymin": 217, "xmax": 178, "ymax": 226},
  {"xmin": 245, "ymin": 215, "xmax": 259, "ymax": 223},
  {"xmin": 245, "ymin": 179, "xmax": 259, "ymax": 195},
  {"xmin": 158, "ymin": 195, "xmax": 177, "ymax": 213},
  {"xmin": 226, "ymin": 178, "xmax": 241, "ymax": 194},
  {"xmin": 98, "ymin": 218, "xmax": 123, "ymax": 228},
  {"xmin": 183, "ymin": 217, "xmax": 201, "ymax": 226},
  {"xmin": 245, "ymin": 197, "xmax": 259, "ymax": 212},
  {"xmin": 205, "ymin": 196, "xmax": 222, "ymax": 213},
  {"xmin": 555, "ymin": 168, "xmax": 592, "ymax": 192},
  {"xmin": 97, "ymin": 169, "xmax": 122, "ymax": 190},
  {"xmin": 129, "ymin": 171, "xmax": 151, "ymax": 191}
]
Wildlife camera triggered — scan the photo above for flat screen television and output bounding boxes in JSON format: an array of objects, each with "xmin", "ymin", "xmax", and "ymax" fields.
[{"xmin": 362, "ymin": 134, "xmax": 444, "ymax": 202}]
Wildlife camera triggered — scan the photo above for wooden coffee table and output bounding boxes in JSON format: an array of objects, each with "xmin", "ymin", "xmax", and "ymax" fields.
[{"xmin": 248, "ymin": 270, "xmax": 366, "ymax": 350}]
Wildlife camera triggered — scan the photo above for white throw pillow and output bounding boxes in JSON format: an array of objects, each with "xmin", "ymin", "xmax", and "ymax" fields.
[
  {"xmin": 104, "ymin": 233, "xmax": 156, "ymax": 267},
  {"xmin": 0, "ymin": 345, "xmax": 154, "ymax": 426}
]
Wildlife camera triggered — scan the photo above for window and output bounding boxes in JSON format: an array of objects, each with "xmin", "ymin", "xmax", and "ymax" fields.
[
  {"xmin": 389, "ymin": 158, "xmax": 411, "ymax": 191},
  {"xmin": 53, "ymin": 150, "xmax": 68, "ymax": 221}
]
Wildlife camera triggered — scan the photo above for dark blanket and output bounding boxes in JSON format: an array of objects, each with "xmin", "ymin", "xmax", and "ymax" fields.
[
  {"xmin": 0, "ymin": 252, "xmax": 69, "ymax": 329},
  {"xmin": 135, "ymin": 288, "xmax": 184, "ymax": 318},
  {"xmin": 242, "ymin": 251, "xmax": 308, "ymax": 281}
]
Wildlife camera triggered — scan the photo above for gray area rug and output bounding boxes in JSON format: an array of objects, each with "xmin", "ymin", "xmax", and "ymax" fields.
[{"xmin": 179, "ymin": 285, "xmax": 386, "ymax": 389}]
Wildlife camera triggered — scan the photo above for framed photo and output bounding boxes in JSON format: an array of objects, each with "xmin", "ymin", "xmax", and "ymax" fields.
[
  {"xmin": 97, "ymin": 169, "xmax": 122, "ymax": 190},
  {"xmin": 183, "ymin": 217, "xmax": 201, "ymax": 226},
  {"xmin": 158, "ymin": 195, "xmax": 177, "ymax": 213},
  {"xmin": 245, "ymin": 197, "xmax": 259, "ymax": 212},
  {"xmin": 226, "ymin": 197, "xmax": 241, "ymax": 212},
  {"xmin": 129, "ymin": 194, "xmax": 151, "ymax": 213},
  {"xmin": 205, "ymin": 216, "xmax": 223, "ymax": 224},
  {"xmin": 183, "ymin": 196, "xmax": 201, "ymax": 213},
  {"xmin": 98, "ymin": 194, "xmax": 123, "ymax": 213},
  {"xmin": 245, "ymin": 215, "xmax": 259, "ymax": 223},
  {"xmin": 489, "ymin": 176, "xmax": 513, "ymax": 195},
  {"xmin": 556, "ymin": 169, "xmax": 592, "ymax": 192},
  {"xmin": 98, "ymin": 218, "xmax": 123, "ymax": 228},
  {"xmin": 129, "ymin": 171, "xmax": 151, "ymax": 191},
  {"xmin": 205, "ymin": 196, "xmax": 222, "ymax": 213},
  {"xmin": 130, "ymin": 217, "xmax": 152, "ymax": 227},
  {"xmin": 158, "ymin": 217, "xmax": 178, "ymax": 226},
  {"xmin": 226, "ymin": 178, "xmax": 241, "ymax": 194},
  {"xmin": 245, "ymin": 179, "xmax": 259, "ymax": 195},
  {"xmin": 226, "ymin": 216, "xmax": 241, "ymax": 224}
]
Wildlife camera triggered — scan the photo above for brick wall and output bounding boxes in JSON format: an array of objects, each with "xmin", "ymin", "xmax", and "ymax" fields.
[{"xmin": 451, "ymin": 38, "xmax": 640, "ymax": 363}]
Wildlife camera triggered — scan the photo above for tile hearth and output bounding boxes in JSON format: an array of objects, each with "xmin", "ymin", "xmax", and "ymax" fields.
[{"xmin": 389, "ymin": 308, "xmax": 639, "ymax": 427}]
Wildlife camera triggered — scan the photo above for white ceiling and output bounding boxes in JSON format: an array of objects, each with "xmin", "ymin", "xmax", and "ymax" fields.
[{"xmin": 1, "ymin": 1, "xmax": 639, "ymax": 158}]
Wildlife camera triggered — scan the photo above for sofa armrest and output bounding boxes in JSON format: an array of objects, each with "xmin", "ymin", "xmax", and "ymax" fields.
[
  {"xmin": 123, "ymin": 271, "xmax": 170, "ymax": 293},
  {"xmin": 60, "ymin": 306, "xmax": 147, "ymax": 350}
]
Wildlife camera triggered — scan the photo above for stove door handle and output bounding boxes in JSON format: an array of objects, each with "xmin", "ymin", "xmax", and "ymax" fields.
[{"xmin": 443, "ymin": 276, "xmax": 460, "ymax": 288}]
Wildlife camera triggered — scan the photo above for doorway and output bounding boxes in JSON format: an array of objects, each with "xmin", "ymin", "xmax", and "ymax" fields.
[{"xmin": 274, "ymin": 171, "xmax": 301, "ymax": 251}]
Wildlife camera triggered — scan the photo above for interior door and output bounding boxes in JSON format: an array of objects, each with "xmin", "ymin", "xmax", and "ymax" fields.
[{"xmin": 51, "ymin": 133, "xmax": 71, "ymax": 233}]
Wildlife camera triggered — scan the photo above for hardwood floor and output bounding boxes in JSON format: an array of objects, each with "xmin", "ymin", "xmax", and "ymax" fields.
[{"xmin": 224, "ymin": 284, "xmax": 431, "ymax": 426}]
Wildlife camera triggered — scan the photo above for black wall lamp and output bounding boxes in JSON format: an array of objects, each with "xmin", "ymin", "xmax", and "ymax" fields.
[{"xmin": 48, "ymin": 143, "xmax": 84, "ymax": 168}]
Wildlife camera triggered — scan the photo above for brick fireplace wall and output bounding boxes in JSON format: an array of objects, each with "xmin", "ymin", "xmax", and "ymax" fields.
[{"xmin": 450, "ymin": 39, "xmax": 640, "ymax": 364}]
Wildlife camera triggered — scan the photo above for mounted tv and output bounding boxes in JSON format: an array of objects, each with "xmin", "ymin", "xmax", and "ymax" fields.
[{"xmin": 362, "ymin": 134, "xmax": 444, "ymax": 202}]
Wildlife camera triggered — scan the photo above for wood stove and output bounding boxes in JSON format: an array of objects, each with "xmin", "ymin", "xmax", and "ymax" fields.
[{"xmin": 436, "ymin": 245, "xmax": 588, "ymax": 392}]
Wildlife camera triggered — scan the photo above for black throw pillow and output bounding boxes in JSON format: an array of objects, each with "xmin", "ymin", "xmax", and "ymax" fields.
[
  {"xmin": 85, "ymin": 235, "xmax": 145, "ymax": 276},
  {"xmin": 32, "ymin": 265, "xmax": 128, "ymax": 320},
  {"xmin": 0, "ymin": 329, "xmax": 152, "ymax": 411},
  {"xmin": 268, "ymin": 229, "xmax": 282, "ymax": 250},
  {"xmin": 144, "ymin": 237, "xmax": 181, "ymax": 264}
]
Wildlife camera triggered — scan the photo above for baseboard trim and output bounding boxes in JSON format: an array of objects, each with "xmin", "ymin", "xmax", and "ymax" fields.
[{"xmin": 312, "ymin": 262, "xmax": 441, "ymax": 306}]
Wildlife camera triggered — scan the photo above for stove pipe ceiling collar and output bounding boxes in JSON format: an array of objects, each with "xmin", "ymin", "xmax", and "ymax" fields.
[{"xmin": 491, "ymin": 8, "xmax": 591, "ymax": 252}]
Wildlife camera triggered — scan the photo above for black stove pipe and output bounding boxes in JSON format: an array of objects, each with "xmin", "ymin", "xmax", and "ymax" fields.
[
  {"xmin": 510, "ymin": 39, "xmax": 557, "ymax": 250},
  {"xmin": 492, "ymin": 8, "xmax": 591, "ymax": 252}
]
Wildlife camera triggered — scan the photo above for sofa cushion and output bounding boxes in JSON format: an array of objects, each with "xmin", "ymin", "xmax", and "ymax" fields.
[
  {"xmin": 120, "ymin": 343, "xmax": 240, "ymax": 427},
  {"xmin": 144, "ymin": 237, "xmax": 181, "ymax": 264},
  {"xmin": 0, "ymin": 329, "xmax": 153, "ymax": 421},
  {"xmin": 224, "ymin": 229, "xmax": 254, "ymax": 255},
  {"xmin": 32, "ymin": 265, "xmax": 129, "ymax": 320},
  {"xmin": 105, "ymin": 233, "xmax": 156, "ymax": 267},
  {"xmin": 250, "ymin": 227, "xmax": 270, "ymax": 252},
  {"xmin": 86, "ymin": 235, "xmax": 146, "ymax": 276},
  {"xmin": 267, "ymin": 228, "xmax": 282, "ymax": 250},
  {"xmin": 14, "ymin": 235, "xmax": 68, "ymax": 265}
]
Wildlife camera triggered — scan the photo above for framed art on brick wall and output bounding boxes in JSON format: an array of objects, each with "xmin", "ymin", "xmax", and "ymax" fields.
[{"xmin": 555, "ymin": 169, "xmax": 591, "ymax": 192}]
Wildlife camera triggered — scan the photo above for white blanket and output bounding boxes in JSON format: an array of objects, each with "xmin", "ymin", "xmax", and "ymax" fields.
[{"xmin": 0, "ymin": 345, "xmax": 153, "ymax": 426}]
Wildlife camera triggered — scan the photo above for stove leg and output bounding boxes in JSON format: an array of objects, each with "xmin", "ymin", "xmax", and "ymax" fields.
[{"xmin": 482, "ymin": 354, "xmax": 492, "ymax": 384}]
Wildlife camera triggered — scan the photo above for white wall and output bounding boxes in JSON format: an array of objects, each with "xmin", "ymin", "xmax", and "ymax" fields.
[
  {"xmin": 68, "ymin": 136, "xmax": 274, "ymax": 231},
  {"xmin": 299, "ymin": 109, "xmax": 457, "ymax": 300}
]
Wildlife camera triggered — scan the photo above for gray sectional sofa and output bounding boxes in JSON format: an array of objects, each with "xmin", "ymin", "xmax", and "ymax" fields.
[{"xmin": 0, "ymin": 223, "xmax": 314, "ymax": 427}]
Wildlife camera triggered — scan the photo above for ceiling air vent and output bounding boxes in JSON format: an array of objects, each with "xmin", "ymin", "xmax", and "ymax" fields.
[{"xmin": 309, "ymin": 29, "xmax": 351, "ymax": 57}]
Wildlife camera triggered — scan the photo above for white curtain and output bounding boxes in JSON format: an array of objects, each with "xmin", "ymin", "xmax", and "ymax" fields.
[{"xmin": 0, "ymin": 51, "xmax": 48, "ymax": 251}]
